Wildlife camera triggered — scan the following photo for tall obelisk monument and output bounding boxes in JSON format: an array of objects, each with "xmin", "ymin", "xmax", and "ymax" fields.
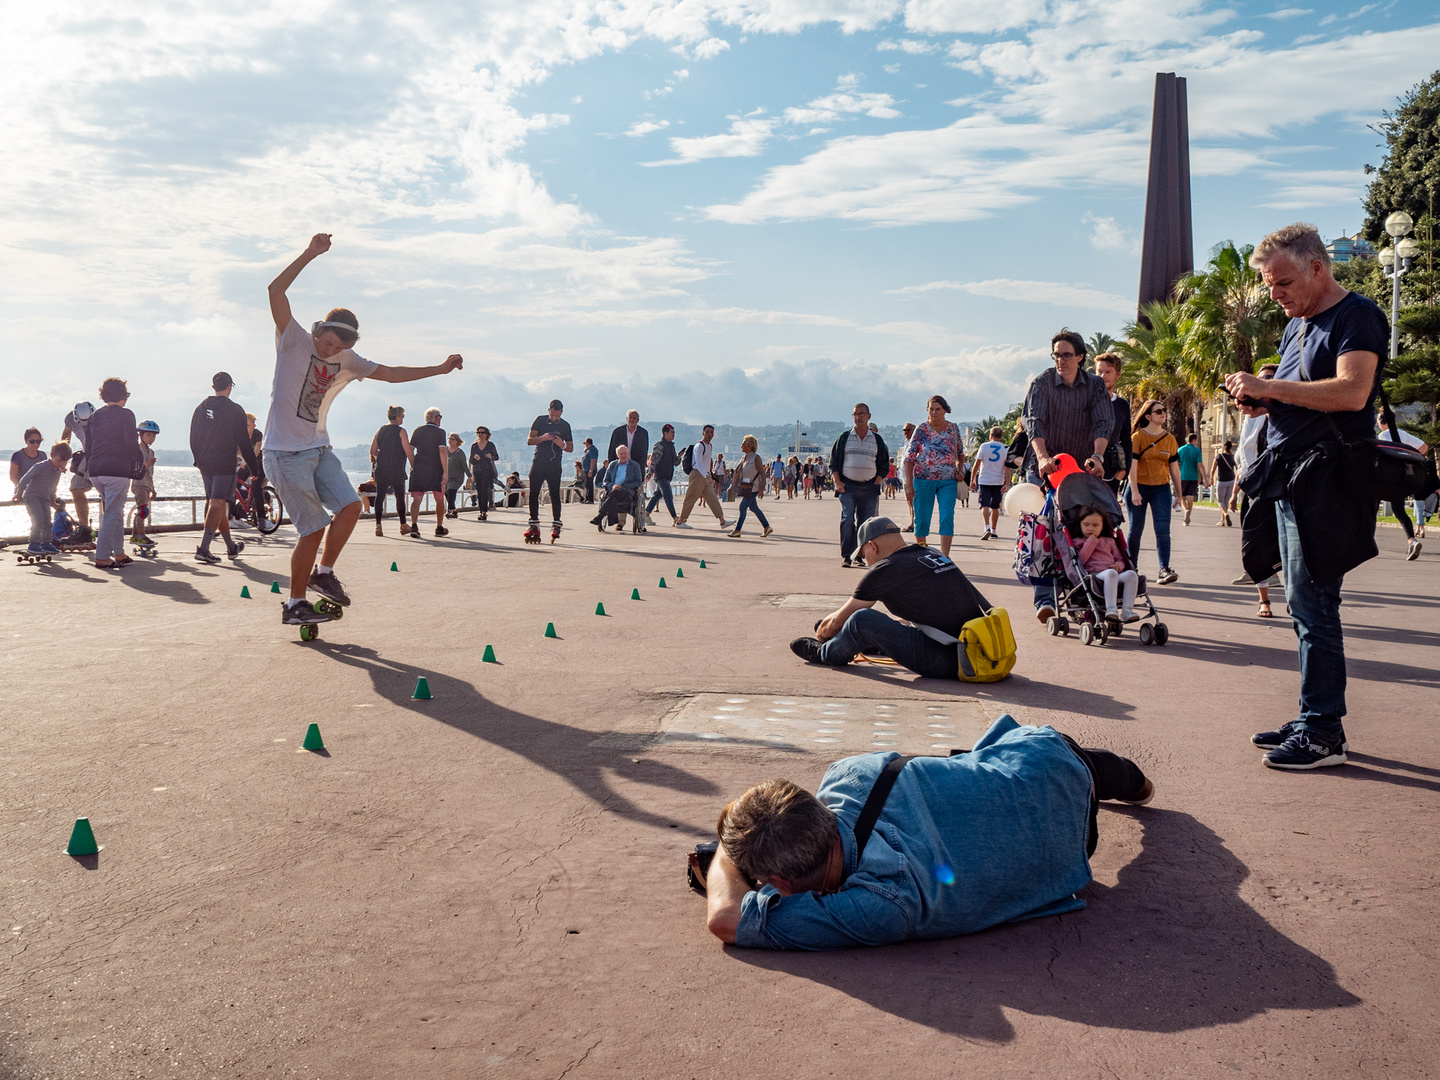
[{"xmin": 1137, "ymin": 73, "xmax": 1194, "ymax": 316}]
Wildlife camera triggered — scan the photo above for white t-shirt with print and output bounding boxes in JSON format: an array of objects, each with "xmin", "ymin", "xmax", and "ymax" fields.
[
  {"xmin": 263, "ymin": 319, "xmax": 378, "ymax": 452},
  {"xmin": 974, "ymin": 440, "xmax": 1008, "ymax": 486}
]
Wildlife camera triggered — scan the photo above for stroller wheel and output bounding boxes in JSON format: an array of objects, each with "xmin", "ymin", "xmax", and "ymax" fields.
[
  {"xmin": 1046, "ymin": 616, "xmax": 1061, "ymax": 637},
  {"xmin": 1057, "ymin": 618, "xmax": 1070, "ymax": 636},
  {"xmin": 1153, "ymin": 622, "xmax": 1170, "ymax": 646},
  {"xmin": 1078, "ymin": 622, "xmax": 1096, "ymax": 646},
  {"xmin": 1139, "ymin": 623, "xmax": 1156, "ymax": 646}
]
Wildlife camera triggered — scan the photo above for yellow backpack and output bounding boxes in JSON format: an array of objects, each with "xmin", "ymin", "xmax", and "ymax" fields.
[{"xmin": 956, "ymin": 608, "xmax": 1017, "ymax": 682}]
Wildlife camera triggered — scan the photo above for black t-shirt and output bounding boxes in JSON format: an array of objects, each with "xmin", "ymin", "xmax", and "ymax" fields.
[
  {"xmin": 409, "ymin": 423, "xmax": 447, "ymax": 485},
  {"xmin": 191, "ymin": 395, "xmax": 258, "ymax": 476},
  {"xmin": 1214, "ymin": 452, "xmax": 1236, "ymax": 483},
  {"xmin": 1267, "ymin": 291, "xmax": 1388, "ymax": 456},
  {"xmin": 469, "ymin": 441, "xmax": 499, "ymax": 478},
  {"xmin": 852, "ymin": 545, "xmax": 989, "ymax": 639},
  {"xmin": 529, "ymin": 415, "xmax": 572, "ymax": 469}
]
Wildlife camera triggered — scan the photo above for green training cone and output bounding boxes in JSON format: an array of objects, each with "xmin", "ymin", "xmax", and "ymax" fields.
[
  {"xmin": 544, "ymin": 622, "xmax": 558, "ymax": 639},
  {"xmin": 390, "ymin": 562, "xmax": 398, "ymax": 572},
  {"xmin": 240, "ymin": 585, "xmax": 251, "ymax": 599},
  {"xmin": 302, "ymin": 723, "xmax": 325, "ymax": 751},
  {"xmin": 595, "ymin": 602, "xmax": 606, "ymax": 616},
  {"xmin": 413, "ymin": 677, "xmax": 432, "ymax": 700},
  {"xmin": 699, "ymin": 559, "xmax": 707, "ymax": 569},
  {"xmin": 482, "ymin": 644, "xmax": 497, "ymax": 663},
  {"xmin": 658, "ymin": 577, "xmax": 667, "ymax": 589},
  {"xmin": 630, "ymin": 588, "xmax": 641, "ymax": 600},
  {"xmin": 676, "ymin": 567, "xmax": 684, "ymax": 578},
  {"xmin": 270, "ymin": 580, "xmax": 281, "ymax": 593},
  {"xmin": 65, "ymin": 817, "xmax": 100, "ymax": 856}
]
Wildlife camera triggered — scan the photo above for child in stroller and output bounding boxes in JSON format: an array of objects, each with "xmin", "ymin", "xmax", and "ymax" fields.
[{"xmin": 1073, "ymin": 505, "xmax": 1140, "ymax": 624}]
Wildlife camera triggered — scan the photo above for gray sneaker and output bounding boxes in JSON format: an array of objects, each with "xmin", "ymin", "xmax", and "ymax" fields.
[
  {"xmin": 308, "ymin": 569, "xmax": 351, "ymax": 606},
  {"xmin": 195, "ymin": 547, "xmax": 221, "ymax": 564},
  {"xmin": 281, "ymin": 599, "xmax": 332, "ymax": 625}
]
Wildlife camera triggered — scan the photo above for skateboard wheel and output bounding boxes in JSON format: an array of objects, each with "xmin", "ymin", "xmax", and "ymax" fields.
[{"xmin": 300, "ymin": 624, "xmax": 319, "ymax": 641}]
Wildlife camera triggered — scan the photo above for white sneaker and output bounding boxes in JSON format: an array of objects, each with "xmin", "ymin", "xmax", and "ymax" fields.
[{"xmin": 674, "ymin": 521, "xmax": 692, "ymax": 529}]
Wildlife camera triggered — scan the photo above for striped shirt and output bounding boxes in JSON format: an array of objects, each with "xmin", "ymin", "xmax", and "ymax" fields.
[{"xmin": 1021, "ymin": 367, "xmax": 1113, "ymax": 474}]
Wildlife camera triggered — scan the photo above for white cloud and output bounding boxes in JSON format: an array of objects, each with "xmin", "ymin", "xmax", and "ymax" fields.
[
  {"xmin": 877, "ymin": 38, "xmax": 937, "ymax": 54},
  {"xmin": 784, "ymin": 89, "xmax": 901, "ymax": 124},
  {"xmin": 692, "ymin": 37, "xmax": 731, "ymax": 59},
  {"xmin": 643, "ymin": 116, "xmax": 779, "ymax": 165},
  {"xmin": 625, "ymin": 119, "xmax": 672, "ymax": 137},
  {"xmin": 1257, "ymin": 168, "xmax": 1370, "ymax": 209},
  {"xmin": 1263, "ymin": 7, "xmax": 1312, "ymax": 18},
  {"xmin": 1083, "ymin": 213, "xmax": 1142, "ymax": 255},
  {"xmin": 890, "ymin": 278, "xmax": 1134, "ymax": 315},
  {"xmin": 903, "ymin": 0, "xmax": 1051, "ymax": 34}
]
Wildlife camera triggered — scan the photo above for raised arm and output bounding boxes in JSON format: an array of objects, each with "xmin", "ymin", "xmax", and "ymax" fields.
[
  {"xmin": 369, "ymin": 356, "xmax": 463, "ymax": 384},
  {"xmin": 269, "ymin": 233, "xmax": 331, "ymax": 330}
]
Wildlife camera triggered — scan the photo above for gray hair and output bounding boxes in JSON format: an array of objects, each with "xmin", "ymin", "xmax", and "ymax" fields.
[
  {"xmin": 1251, "ymin": 222, "xmax": 1330, "ymax": 271},
  {"xmin": 425, "ymin": 407, "xmax": 442, "ymax": 423}
]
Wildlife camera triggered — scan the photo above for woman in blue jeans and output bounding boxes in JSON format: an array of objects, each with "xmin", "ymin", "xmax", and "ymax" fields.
[
  {"xmin": 729, "ymin": 435, "xmax": 773, "ymax": 537},
  {"xmin": 903, "ymin": 395, "xmax": 965, "ymax": 556},
  {"xmin": 1125, "ymin": 399, "xmax": 1183, "ymax": 585}
]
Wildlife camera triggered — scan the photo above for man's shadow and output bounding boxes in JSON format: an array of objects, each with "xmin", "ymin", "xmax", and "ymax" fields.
[
  {"xmin": 733, "ymin": 808, "xmax": 1358, "ymax": 1040},
  {"xmin": 306, "ymin": 642, "xmax": 718, "ymax": 829}
]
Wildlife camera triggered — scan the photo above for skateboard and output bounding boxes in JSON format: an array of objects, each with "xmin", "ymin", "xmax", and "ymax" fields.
[
  {"xmin": 524, "ymin": 523, "xmax": 542, "ymax": 544},
  {"xmin": 16, "ymin": 552, "xmax": 52, "ymax": 565},
  {"xmin": 131, "ymin": 541, "xmax": 158, "ymax": 558},
  {"xmin": 295, "ymin": 598, "xmax": 343, "ymax": 642}
]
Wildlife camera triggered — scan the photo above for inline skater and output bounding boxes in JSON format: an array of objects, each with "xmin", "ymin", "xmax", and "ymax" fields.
[
  {"xmin": 524, "ymin": 399, "xmax": 572, "ymax": 543},
  {"xmin": 263, "ymin": 233, "xmax": 462, "ymax": 626}
]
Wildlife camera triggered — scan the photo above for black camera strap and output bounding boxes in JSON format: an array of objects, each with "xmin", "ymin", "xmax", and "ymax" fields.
[{"xmin": 851, "ymin": 755, "xmax": 914, "ymax": 860}]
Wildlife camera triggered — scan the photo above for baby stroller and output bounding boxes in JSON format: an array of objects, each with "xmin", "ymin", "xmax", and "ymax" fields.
[{"xmin": 1015, "ymin": 462, "xmax": 1168, "ymax": 647}]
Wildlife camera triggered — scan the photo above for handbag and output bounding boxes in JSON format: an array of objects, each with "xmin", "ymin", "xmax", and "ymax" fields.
[
  {"xmin": 1329, "ymin": 387, "xmax": 1435, "ymax": 502},
  {"xmin": 915, "ymin": 576, "xmax": 1017, "ymax": 683}
]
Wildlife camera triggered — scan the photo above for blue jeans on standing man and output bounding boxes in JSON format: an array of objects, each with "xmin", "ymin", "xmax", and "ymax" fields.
[
  {"xmin": 838, "ymin": 479, "xmax": 880, "ymax": 560},
  {"xmin": 819, "ymin": 608, "xmax": 957, "ymax": 678},
  {"xmin": 646, "ymin": 477, "xmax": 676, "ymax": 519},
  {"xmin": 1275, "ymin": 498, "xmax": 1347, "ymax": 743},
  {"xmin": 1125, "ymin": 483, "xmax": 1173, "ymax": 572}
]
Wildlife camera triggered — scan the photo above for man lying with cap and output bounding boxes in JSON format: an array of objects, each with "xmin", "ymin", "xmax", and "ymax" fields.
[{"xmin": 789, "ymin": 516, "xmax": 990, "ymax": 679}]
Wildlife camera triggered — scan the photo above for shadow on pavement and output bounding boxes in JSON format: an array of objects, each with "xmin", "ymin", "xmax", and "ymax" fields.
[
  {"xmin": 731, "ymin": 808, "xmax": 1359, "ymax": 1040},
  {"xmin": 304, "ymin": 642, "xmax": 718, "ymax": 829}
]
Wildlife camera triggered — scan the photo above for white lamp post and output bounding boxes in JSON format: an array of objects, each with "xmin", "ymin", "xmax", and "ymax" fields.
[{"xmin": 1381, "ymin": 211, "xmax": 1416, "ymax": 360}]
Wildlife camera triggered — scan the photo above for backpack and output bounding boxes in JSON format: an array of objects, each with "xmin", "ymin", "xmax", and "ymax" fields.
[
  {"xmin": 914, "ymin": 575, "xmax": 1017, "ymax": 683},
  {"xmin": 681, "ymin": 443, "xmax": 695, "ymax": 474}
]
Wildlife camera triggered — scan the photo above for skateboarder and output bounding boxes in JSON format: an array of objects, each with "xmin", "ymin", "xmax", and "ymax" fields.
[{"xmin": 263, "ymin": 232, "xmax": 463, "ymax": 626}]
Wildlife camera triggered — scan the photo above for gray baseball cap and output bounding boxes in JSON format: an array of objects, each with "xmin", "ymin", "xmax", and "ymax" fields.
[{"xmin": 852, "ymin": 516, "xmax": 902, "ymax": 560}]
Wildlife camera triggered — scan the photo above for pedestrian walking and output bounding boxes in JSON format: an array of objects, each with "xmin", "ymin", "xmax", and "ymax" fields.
[
  {"xmin": 85, "ymin": 378, "xmax": 144, "ymax": 569},
  {"xmin": 1126, "ymin": 400, "xmax": 1182, "ymax": 584},
  {"xmin": 729, "ymin": 435, "xmax": 773, "ymax": 538},
  {"xmin": 469, "ymin": 427, "xmax": 499, "ymax": 520},
  {"xmin": 646, "ymin": 424, "xmax": 680, "ymax": 523},
  {"xmin": 190, "ymin": 372, "xmax": 262, "ymax": 563},
  {"xmin": 371, "ymin": 406, "xmax": 413, "ymax": 536},
  {"xmin": 408, "ymin": 408, "xmax": 450, "ymax": 538},
  {"xmin": 674, "ymin": 426, "xmax": 728, "ymax": 529},
  {"xmin": 830, "ymin": 403, "xmax": 890, "ymax": 568},
  {"xmin": 1213, "ymin": 440, "xmax": 1237, "ymax": 527},
  {"xmin": 903, "ymin": 395, "xmax": 965, "ymax": 557}
]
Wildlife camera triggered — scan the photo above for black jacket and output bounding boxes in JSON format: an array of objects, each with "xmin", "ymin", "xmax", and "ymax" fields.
[
  {"xmin": 608, "ymin": 424, "xmax": 650, "ymax": 472},
  {"xmin": 650, "ymin": 438, "xmax": 677, "ymax": 481},
  {"xmin": 86, "ymin": 404, "xmax": 143, "ymax": 479},
  {"xmin": 191, "ymin": 395, "xmax": 260, "ymax": 478},
  {"xmin": 829, "ymin": 429, "xmax": 890, "ymax": 484},
  {"xmin": 1104, "ymin": 396, "xmax": 1132, "ymax": 479}
]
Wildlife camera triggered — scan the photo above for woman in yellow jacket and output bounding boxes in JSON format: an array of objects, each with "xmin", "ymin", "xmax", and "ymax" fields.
[{"xmin": 1126, "ymin": 400, "xmax": 1184, "ymax": 585}]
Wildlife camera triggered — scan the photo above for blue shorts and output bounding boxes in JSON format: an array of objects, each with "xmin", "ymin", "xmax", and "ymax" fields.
[
  {"xmin": 978, "ymin": 484, "xmax": 1003, "ymax": 509},
  {"xmin": 263, "ymin": 446, "xmax": 359, "ymax": 537}
]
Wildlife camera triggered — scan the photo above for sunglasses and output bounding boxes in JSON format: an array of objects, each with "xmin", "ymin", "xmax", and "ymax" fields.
[{"xmin": 27, "ymin": 437, "xmax": 42, "ymax": 444}]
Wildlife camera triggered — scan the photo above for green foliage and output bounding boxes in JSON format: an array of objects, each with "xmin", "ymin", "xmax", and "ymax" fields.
[
  {"xmin": 1177, "ymin": 241, "xmax": 1287, "ymax": 379},
  {"xmin": 1362, "ymin": 72, "xmax": 1440, "ymax": 240},
  {"xmin": 1332, "ymin": 257, "xmax": 1388, "ymax": 306},
  {"xmin": 1116, "ymin": 300, "xmax": 1196, "ymax": 436}
]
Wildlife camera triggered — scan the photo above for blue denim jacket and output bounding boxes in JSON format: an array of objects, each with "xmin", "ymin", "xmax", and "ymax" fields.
[{"xmin": 734, "ymin": 715, "xmax": 1093, "ymax": 950}]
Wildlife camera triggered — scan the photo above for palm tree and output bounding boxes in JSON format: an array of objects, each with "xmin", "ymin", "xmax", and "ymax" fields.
[
  {"xmin": 1087, "ymin": 331, "xmax": 1120, "ymax": 366},
  {"xmin": 1116, "ymin": 300, "xmax": 1194, "ymax": 437}
]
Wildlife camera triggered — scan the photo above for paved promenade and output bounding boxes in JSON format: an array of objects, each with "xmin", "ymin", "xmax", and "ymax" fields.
[{"xmin": 3, "ymin": 496, "xmax": 1437, "ymax": 1078}]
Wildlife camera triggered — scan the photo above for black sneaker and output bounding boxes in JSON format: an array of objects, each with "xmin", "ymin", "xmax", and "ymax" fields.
[
  {"xmin": 281, "ymin": 599, "xmax": 332, "ymax": 625},
  {"xmin": 789, "ymin": 637, "xmax": 826, "ymax": 664},
  {"xmin": 435, "ymin": 526, "xmax": 449, "ymax": 537},
  {"xmin": 841, "ymin": 558, "xmax": 852, "ymax": 568},
  {"xmin": 1252, "ymin": 721, "xmax": 1347, "ymax": 752},
  {"xmin": 308, "ymin": 569, "xmax": 352, "ymax": 606},
  {"xmin": 226, "ymin": 540, "xmax": 246, "ymax": 558},
  {"xmin": 195, "ymin": 547, "xmax": 221, "ymax": 564},
  {"xmin": 1262, "ymin": 730, "xmax": 1347, "ymax": 770}
]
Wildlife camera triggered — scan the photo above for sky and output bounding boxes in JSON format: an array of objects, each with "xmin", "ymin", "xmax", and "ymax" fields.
[{"xmin": 3, "ymin": 0, "xmax": 1439, "ymax": 448}]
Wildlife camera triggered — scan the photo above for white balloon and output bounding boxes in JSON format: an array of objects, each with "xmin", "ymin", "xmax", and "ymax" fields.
[{"xmin": 1003, "ymin": 483, "xmax": 1046, "ymax": 518}]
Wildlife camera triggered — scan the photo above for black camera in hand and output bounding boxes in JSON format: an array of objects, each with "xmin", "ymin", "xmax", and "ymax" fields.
[{"xmin": 687, "ymin": 841, "xmax": 718, "ymax": 895}]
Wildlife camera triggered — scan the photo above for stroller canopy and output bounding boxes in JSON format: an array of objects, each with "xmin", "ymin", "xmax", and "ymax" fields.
[{"xmin": 1056, "ymin": 472, "xmax": 1123, "ymax": 530}]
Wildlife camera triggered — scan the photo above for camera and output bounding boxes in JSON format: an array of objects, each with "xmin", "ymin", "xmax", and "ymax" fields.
[{"xmin": 687, "ymin": 841, "xmax": 718, "ymax": 894}]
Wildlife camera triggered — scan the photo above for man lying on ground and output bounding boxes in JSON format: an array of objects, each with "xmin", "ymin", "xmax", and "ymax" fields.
[
  {"xmin": 698, "ymin": 715, "xmax": 1154, "ymax": 949},
  {"xmin": 789, "ymin": 516, "xmax": 988, "ymax": 679}
]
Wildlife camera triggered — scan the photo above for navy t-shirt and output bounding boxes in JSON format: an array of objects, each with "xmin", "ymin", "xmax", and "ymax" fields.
[
  {"xmin": 1266, "ymin": 291, "xmax": 1388, "ymax": 456},
  {"xmin": 529, "ymin": 415, "xmax": 572, "ymax": 469},
  {"xmin": 852, "ymin": 545, "xmax": 989, "ymax": 639}
]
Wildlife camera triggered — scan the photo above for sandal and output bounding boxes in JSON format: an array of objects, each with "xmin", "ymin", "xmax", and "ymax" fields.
[
  {"xmin": 94, "ymin": 559, "xmax": 117, "ymax": 570},
  {"xmin": 1257, "ymin": 602, "xmax": 1273, "ymax": 618}
]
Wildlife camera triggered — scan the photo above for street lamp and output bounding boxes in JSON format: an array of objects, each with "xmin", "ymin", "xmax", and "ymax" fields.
[{"xmin": 1381, "ymin": 211, "xmax": 1416, "ymax": 360}]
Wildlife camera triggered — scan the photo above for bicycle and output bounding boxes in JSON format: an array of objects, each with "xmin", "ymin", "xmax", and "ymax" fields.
[{"xmin": 234, "ymin": 474, "xmax": 283, "ymax": 535}]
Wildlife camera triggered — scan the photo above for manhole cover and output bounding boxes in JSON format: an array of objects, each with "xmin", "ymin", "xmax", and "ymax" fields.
[
  {"xmin": 765, "ymin": 594, "xmax": 852, "ymax": 610},
  {"xmin": 648, "ymin": 694, "xmax": 994, "ymax": 754}
]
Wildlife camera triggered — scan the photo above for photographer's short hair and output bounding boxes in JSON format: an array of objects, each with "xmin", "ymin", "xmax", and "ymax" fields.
[
  {"xmin": 1251, "ymin": 222, "xmax": 1330, "ymax": 271},
  {"xmin": 719, "ymin": 779, "xmax": 837, "ymax": 882}
]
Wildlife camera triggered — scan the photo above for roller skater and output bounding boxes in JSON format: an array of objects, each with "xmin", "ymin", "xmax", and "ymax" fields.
[
  {"xmin": 524, "ymin": 398, "xmax": 572, "ymax": 546},
  {"xmin": 262, "ymin": 232, "xmax": 463, "ymax": 636}
]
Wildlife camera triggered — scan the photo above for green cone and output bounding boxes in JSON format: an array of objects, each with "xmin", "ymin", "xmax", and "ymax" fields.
[
  {"xmin": 699, "ymin": 559, "xmax": 707, "ymax": 569},
  {"xmin": 270, "ymin": 580, "xmax": 281, "ymax": 593},
  {"xmin": 302, "ymin": 723, "xmax": 325, "ymax": 751},
  {"xmin": 658, "ymin": 577, "xmax": 667, "ymax": 588},
  {"xmin": 65, "ymin": 817, "xmax": 100, "ymax": 856},
  {"xmin": 595, "ymin": 602, "xmax": 606, "ymax": 616},
  {"xmin": 544, "ymin": 622, "xmax": 558, "ymax": 639},
  {"xmin": 630, "ymin": 588, "xmax": 641, "ymax": 600},
  {"xmin": 390, "ymin": 562, "xmax": 398, "ymax": 572},
  {"xmin": 413, "ymin": 677, "xmax": 432, "ymax": 699},
  {"xmin": 676, "ymin": 567, "xmax": 684, "ymax": 578},
  {"xmin": 482, "ymin": 644, "xmax": 497, "ymax": 663},
  {"xmin": 240, "ymin": 585, "xmax": 251, "ymax": 599}
]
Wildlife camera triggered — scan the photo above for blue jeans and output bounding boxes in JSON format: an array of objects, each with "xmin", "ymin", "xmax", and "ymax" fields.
[
  {"xmin": 838, "ymin": 480, "xmax": 880, "ymax": 559},
  {"xmin": 1276, "ymin": 498, "xmax": 1347, "ymax": 741},
  {"xmin": 912, "ymin": 477, "xmax": 956, "ymax": 538},
  {"xmin": 819, "ymin": 608, "xmax": 958, "ymax": 679},
  {"xmin": 646, "ymin": 478, "xmax": 676, "ymax": 518},
  {"xmin": 92, "ymin": 475, "xmax": 131, "ymax": 561},
  {"xmin": 1126, "ymin": 483, "xmax": 1172, "ymax": 571},
  {"xmin": 735, "ymin": 492, "xmax": 770, "ymax": 532}
]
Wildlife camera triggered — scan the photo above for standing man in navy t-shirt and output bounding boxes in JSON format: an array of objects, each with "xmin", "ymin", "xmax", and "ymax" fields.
[
  {"xmin": 525, "ymin": 399, "xmax": 573, "ymax": 541},
  {"xmin": 1225, "ymin": 222, "xmax": 1389, "ymax": 771}
]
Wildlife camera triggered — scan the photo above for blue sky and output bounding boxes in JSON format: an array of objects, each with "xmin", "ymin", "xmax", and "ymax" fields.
[{"xmin": 3, "ymin": 0, "xmax": 1438, "ymax": 447}]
